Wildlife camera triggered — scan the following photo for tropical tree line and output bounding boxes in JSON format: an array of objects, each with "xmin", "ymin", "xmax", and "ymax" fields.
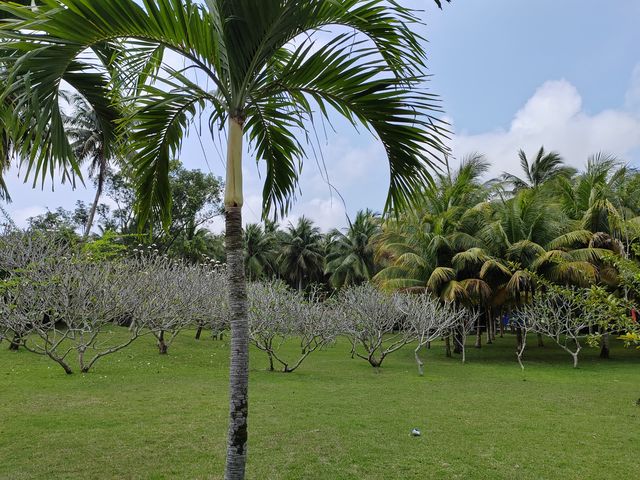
[
  {"xmin": 12, "ymin": 148, "xmax": 640, "ymax": 360},
  {"xmin": 2, "ymin": 228, "xmax": 634, "ymax": 380}
]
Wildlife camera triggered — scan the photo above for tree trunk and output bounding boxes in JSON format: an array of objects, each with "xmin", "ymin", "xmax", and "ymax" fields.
[
  {"xmin": 516, "ymin": 327, "xmax": 523, "ymax": 352},
  {"xmin": 224, "ymin": 118, "xmax": 249, "ymax": 480},
  {"xmin": 491, "ymin": 315, "xmax": 497, "ymax": 341},
  {"xmin": 452, "ymin": 328, "xmax": 462, "ymax": 354},
  {"xmin": 195, "ymin": 327, "xmax": 203, "ymax": 340},
  {"xmin": 47, "ymin": 352, "xmax": 73, "ymax": 375},
  {"xmin": 83, "ymin": 165, "xmax": 104, "ymax": 238},
  {"xmin": 474, "ymin": 315, "xmax": 482, "ymax": 349},
  {"xmin": 267, "ymin": 351, "xmax": 274, "ymax": 372},
  {"xmin": 486, "ymin": 309, "xmax": 493, "ymax": 344},
  {"xmin": 599, "ymin": 333, "xmax": 610, "ymax": 359},
  {"xmin": 158, "ymin": 330, "xmax": 168, "ymax": 355},
  {"xmin": 414, "ymin": 345, "xmax": 424, "ymax": 376},
  {"xmin": 445, "ymin": 335, "xmax": 452, "ymax": 358},
  {"xmin": 537, "ymin": 333, "xmax": 544, "ymax": 347},
  {"xmin": 8, "ymin": 333, "xmax": 21, "ymax": 351},
  {"xmin": 368, "ymin": 356, "xmax": 382, "ymax": 368}
]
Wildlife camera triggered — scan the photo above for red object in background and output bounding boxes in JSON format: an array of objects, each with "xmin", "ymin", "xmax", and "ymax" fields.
[{"xmin": 632, "ymin": 309, "xmax": 637, "ymax": 324}]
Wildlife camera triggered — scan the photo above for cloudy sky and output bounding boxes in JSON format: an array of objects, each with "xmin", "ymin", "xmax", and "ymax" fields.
[{"xmin": 3, "ymin": 0, "xmax": 640, "ymax": 231}]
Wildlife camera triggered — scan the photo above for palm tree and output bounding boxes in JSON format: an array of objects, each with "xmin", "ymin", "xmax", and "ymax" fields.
[
  {"xmin": 244, "ymin": 223, "xmax": 277, "ymax": 281},
  {"xmin": 0, "ymin": 0, "xmax": 42, "ymax": 199},
  {"xmin": 62, "ymin": 93, "xmax": 114, "ymax": 238},
  {"xmin": 0, "ymin": 2, "xmax": 449, "ymax": 477},
  {"xmin": 0, "ymin": 78, "xmax": 16, "ymax": 201},
  {"xmin": 502, "ymin": 146, "xmax": 574, "ymax": 191},
  {"xmin": 481, "ymin": 189, "xmax": 607, "ymax": 288},
  {"xmin": 374, "ymin": 154, "xmax": 490, "ymax": 291},
  {"xmin": 278, "ymin": 217, "xmax": 325, "ymax": 291},
  {"xmin": 325, "ymin": 210, "xmax": 380, "ymax": 289},
  {"xmin": 557, "ymin": 153, "xmax": 631, "ymax": 236}
]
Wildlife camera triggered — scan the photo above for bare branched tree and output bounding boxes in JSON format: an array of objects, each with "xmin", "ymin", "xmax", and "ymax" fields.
[
  {"xmin": 193, "ymin": 265, "xmax": 229, "ymax": 341},
  {"xmin": 0, "ymin": 232, "xmax": 146, "ymax": 373},
  {"xmin": 452, "ymin": 309, "xmax": 481, "ymax": 365},
  {"xmin": 519, "ymin": 289, "xmax": 589, "ymax": 368},
  {"xmin": 339, "ymin": 284, "xmax": 410, "ymax": 368},
  {"xmin": 0, "ymin": 230, "xmax": 69, "ymax": 353},
  {"xmin": 396, "ymin": 295, "xmax": 466, "ymax": 375},
  {"xmin": 248, "ymin": 282, "xmax": 335, "ymax": 373},
  {"xmin": 40, "ymin": 258, "xmax": 145, "ymax": 373},
  {"xmin": 126, "ymin": 255, "xmax": 192, "ymax": 355},
  {"xmin": 509, "ymin": 312, "xmax": 532, "ymax": 371}
]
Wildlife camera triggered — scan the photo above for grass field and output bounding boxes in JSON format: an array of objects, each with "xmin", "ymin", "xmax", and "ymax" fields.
[{"xmin": 1, "ymin": 330, "xmax": 639, "ymax": 480}]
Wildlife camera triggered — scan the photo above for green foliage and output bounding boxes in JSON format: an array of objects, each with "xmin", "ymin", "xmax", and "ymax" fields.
[
  {"xmin": 80, "ymin": 230, "xmax": 128, "ymax": 261},
  {"xmin": 0, "ymin": 0, "xmax": 449, "ymax": 226},
  {"xmin": 278, "ymin": 217, "xmax": 325, "ymax": 291},
  {"xmin": 325, "ymin": 210, "xmax": 381, "ymax": 288},
  {"xmin": 618, "ymin": 332, "xmax": 640, "ymax": 349}
]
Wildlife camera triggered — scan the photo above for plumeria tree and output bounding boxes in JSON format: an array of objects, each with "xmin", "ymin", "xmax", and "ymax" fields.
[
  {"xmin": 396, "ymin": 293, "xmax": 467, "ymax": 375},
  {"xmin": 519, "ymin": 287, "xmax": 590, "ymax": 368},
  {"xmin": 0, "ymin": 240, "xmax": 146, "ymax": 374},
  {"xmin": 339, "ymin": 283, "xmax": 410, "ymax": 368},
  {"xmin": 248, "ymin": 282, "xmax": 335, "ymax": 373}
]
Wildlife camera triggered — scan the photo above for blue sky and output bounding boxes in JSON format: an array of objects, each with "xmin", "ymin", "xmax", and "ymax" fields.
[{"xmin": 4, "ymin": 0, "xmax": 640, "ymax": 231}]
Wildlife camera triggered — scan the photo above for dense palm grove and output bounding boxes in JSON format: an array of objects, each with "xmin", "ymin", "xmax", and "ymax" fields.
[
  {"xmin": 7, "ymin": 146, "xmax": 640, "ymax": 358},
  {"xmin": 239, "ymin": 149, "xmax": 640, "ymax": 329}
]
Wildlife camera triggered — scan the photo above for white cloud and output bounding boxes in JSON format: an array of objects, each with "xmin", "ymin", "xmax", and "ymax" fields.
[
  {"xmin": 9, "ymin": 206, "xmax": 47, "ymax": 228},
  {"xmin": 282, "ymin": 197, "xmax": 347, "ymax": 233},
  {"xmin": 451, "ymin": 79, "xmax": 640, "ymax": 177}
]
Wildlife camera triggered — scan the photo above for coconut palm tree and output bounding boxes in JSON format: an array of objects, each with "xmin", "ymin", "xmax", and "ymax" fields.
[
  {"xmin": 481, "ymin": 189, "xmax": 608, "ymax": 288},
  {"xmin": 374, "ymin": 154, "xmax": 490, "ymax": 291},
  {"xmin": 556, "ymin": 153, "xmax": 631, "ymax": 236},
  {"xmin": 325, "ymin": 209, "xmax": 380, "ymax": 289},
  {"xmin": 62, "ymin": 93, "xmax": 115, "ymax": 238},
  {"xmin": 278, "ymin": 217, "xmax": 325, "ymax": 291},
  {"xmin": 502, "ymin": 146, "xmax": 574, "ymax": 191},
  {"xmin": 0, "ymin": 2, "xmax": 449, "ymax": 477},
  {"xmin": 244, "ymin": 223, "xmax": 278, "ymax": 281}
]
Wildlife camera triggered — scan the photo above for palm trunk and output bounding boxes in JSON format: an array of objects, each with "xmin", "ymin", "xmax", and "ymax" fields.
[
  {"xmin": 452, "ymin": 327, "xmax": 462, "ymax": 354},
  {"xmin": 445, "ymin": 334, "xmax": 452, "ymax": 358},
  {"xmin": 474, "ymin": 314, "xmax": 482, "ymax": 349},
  {"xmin": 224, "ymin": 118, "xmax": 249, "ymax": 480},
  {"xmin": 83, "ymin": 164, "xmax": 104, "ymax": 238},
  {"xmin": 491, "ymin": 314, "xmax": 497, "ymax": 341}
]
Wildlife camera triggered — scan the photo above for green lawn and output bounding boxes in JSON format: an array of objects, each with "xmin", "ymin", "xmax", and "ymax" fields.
[{"xmin": 1, "ymin": 331, "xmax": 638, "ymax": 480}]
